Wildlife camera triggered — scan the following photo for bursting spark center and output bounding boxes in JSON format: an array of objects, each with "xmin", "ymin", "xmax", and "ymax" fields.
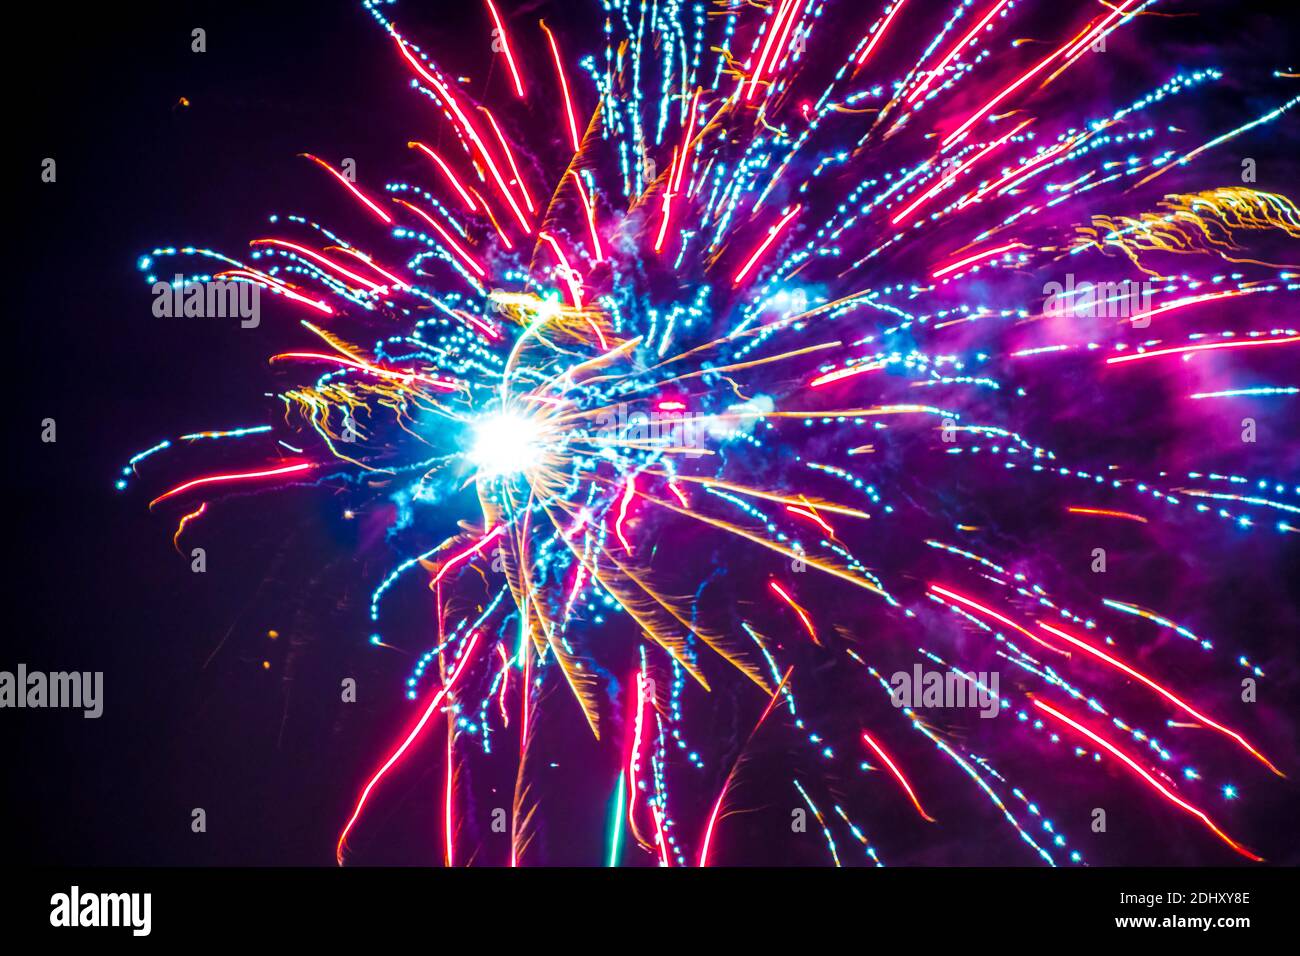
[{"xmin": 469, "ymin": 411, "xmax": 545, "ymax": 478}]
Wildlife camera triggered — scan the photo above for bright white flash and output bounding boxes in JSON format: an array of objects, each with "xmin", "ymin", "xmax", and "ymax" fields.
[{"xmin": 469, "ymin": 412, "xmax": 545, "ymax": 477}]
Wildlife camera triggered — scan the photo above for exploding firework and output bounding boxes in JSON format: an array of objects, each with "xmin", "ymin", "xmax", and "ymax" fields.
[{"xmin": 123, "ymin": 0, "xmax": 1299, "ymax": 866}]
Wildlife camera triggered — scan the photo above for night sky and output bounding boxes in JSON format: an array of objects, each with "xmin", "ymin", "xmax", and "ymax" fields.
[{"xmin": 11, "ymin": 1, "xmax": 487, "ymax": 865}]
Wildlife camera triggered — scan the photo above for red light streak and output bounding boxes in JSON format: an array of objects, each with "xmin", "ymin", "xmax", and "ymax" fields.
[
  {"xmin": 1106, "ymin": 336, "xmax": 1299, "ymax": 366},
  {"xmin": 769, "ymin": 579, "xmax": 820, "ymax": 644},
  {"xmin": 786, "ymin": 504, "xmax": 834, "ymax": 536},
  {"xmin": 733, "ymin": 204, "xmax": 801, "ymax": 285},
  {"xmin": 394, "ymin": 199, "xmax": 489, "ymax": 279},
  {"xmin": 325, "ymin": 245, "xmax": 410, "ymax": 291},
  {"xmin": 1124, "ymin": 290, "xmax": 1249, "ymax": 326},
  {"xmin": 615, "ymin": 476, "xmax": 636, "ymax": 551},
  {"xmin": 445, "ymin": 709, "xmax": 456, "ymax": 867},
  {"xmin": 430, "ymin": 525, "xmax": 506, "ymax": 587},
  {"xmin": 746, "ymin": 0, "xmax": 797, "ymax": 101},
  {"xmin": 1036, "ymin": 621, "xmax": 1283, "ymax": 776},
  {"xmin": 408, "ymin": 141, "xmax": 480, "ymax": 212},
  {"xmin": 861, "ymin": 729, "xmax": 936, "ymax": 822},
  {"xmin": 673, "ymin": 88, "xmax": 702, "ymax": 194},
  {"xmin": 654, "ymin": 149, "xmax": 677, "ymax": 255},
  {"xmin": 300, "ymin": 153, "xmax": 393, "ymax": 224},
  {"xmin": 928, "ymin": 583, "xmax": 1068, "ymax": 656},
  {"xmin": 394, "ymin": 37, "xmax": 532, "ymax": 231},
  {"xmin": 809, "ymin": 362, "xmax": 882, "ymax": 388},
  {"xmin": 856, "ymin": 0, "xmax": 911, "ymax": 68},
  {"xmin": 1032, "ymin": 698, "xmax": 1263, "ymax": 861},
  {"xmin": 249, "ymin": 238, "xmax": 384, "ymax": 292},
  {"xmin": 481, "ymin": 107, "xmax": 537, "ymax": 215},
  {"xmin": 894, "ymin": 122, "xmax": 1026, "ymax": 226},
  {"xmin": 149, "ymin": 461, "xmax": 314, "ymax": 508},
  {"xmin": 940, "ymin": 1, "xmax": 1141, "ymax": 148},
  {"xmin": 571, "ymin": 171, "xmax": 604, "ymax": 261},
  {"xmin": 217, "ymin": 269, "xmax": 334, "ymax": 315},
  {"xmin": 484, "ymin": 0, "xmax": 526, "ymax": 98},
  {"xmin": 540, "ymin": 20, "xmax": 582, "ymax": 152},
  {"xmin": 932, "ymin": 241, "xmax": 1022, "ymax": 279},
  {"xmin": 626, "ymin": 670, "xmax": 651, "ymax": 850},
  {"xmin": 336, "ymin": 631, "xmax": 482, "ymax": 864}
]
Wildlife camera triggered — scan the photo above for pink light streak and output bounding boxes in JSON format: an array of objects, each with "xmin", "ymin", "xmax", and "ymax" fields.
[
  {"xmin": 481, "ymin": 107, "xmax": 537, "ymax": 215},
  {"xmin": 484, "ymin": 0, "xmax": 526, "ymax": 98},
  {"xmin": 300, "ymin": 153, "xmax": 393, "ymax": 224},
  {"xmin": 1036, "ymin": 621, "xmax": 1282, "ymax": 776},
  {"xmin": 538, "ymin": 230, "xmax": 586, "ymax": 310},
  {"xmin": 809, "ymin": 362, "xmax": 882, "ymax": 388},
  {"xmin": 394, "ymin": 37, "xmax": 532, "ymax": 232},
  {"xmin": 216, "ymin": 269, "xmax": 334, "ymax": 315},
  {"xmin": 614, "ymin": 476, "xmax": 636, "ymax": 551},
  {"xmin": 698, "ymin": 666, "xmax": 792, "ymax": 866},
  {"xmin": 941, "ymin": 1, "xmax": 1141, "ymax": 148},
  {"xmin": 430, "ymin": 526, "xmax": 507, "ymax": 587},
  {"xmin": 932, "ymin": 241, "xmax": 1022, "ymax": 279},
  {"xmin": 856, "ymin": 0, "xmax": 911, "ymax": 68},
  {"xmin": 540, "ymin": 20, "xmax": 582, "ymax": 152},
  {"xmin": 769, "ymin": 579, "xmax": 820, "ymax": 645},
  {"xmin": 408, "ymin": 141, "xmax": 480, "ymax": 212},
  {"xmin": 861, "ymin": 729, "xmax": 936, "ymax": 822},
  {"xmin": 733, "ymin": 204, "xmax": 801, "ymax": 286},
  {"xmin": 928, "ymin": 583, "xmax": 1068, "ymax": 656},
  {"xmin": 336, "ymin": 631, "xmax": 482, "ymax": 864},
  {"xmin": 1106, "ymin": 336, "xmax": 1300, "ymax": 366},
  {"xmin": 394, "ymin": 199, "xmax": 489, "ymax": 279},
  {"xmin": 1032, "ymin": 698, "xmax": 1263, "ymax": 861},
  {"xmin": 1124, "ymin": 289, "xmax": 1250, "ymax": 326},
  {"xmin": 249, "ymin": 238, "xmax": 385, "ymax": 292},
  {"xmin": 745, "ymin": 0, "xmax": 798, "ymax": 101},
  {"xmin": 571, "ymin": 171, "xmax": 604, "ymax": 261},
  {"xmin": 149, "ymin": 461, "xmax": 314, "ymax": 509},
  {"xmin": 786, "ymin": 504, "xmax": 835, "ymax": 536}
]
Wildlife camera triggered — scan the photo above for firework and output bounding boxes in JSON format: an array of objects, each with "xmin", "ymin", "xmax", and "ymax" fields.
[{"xmin": 124, "ymin": 0, "xmax": 1298, "ymax": 866}]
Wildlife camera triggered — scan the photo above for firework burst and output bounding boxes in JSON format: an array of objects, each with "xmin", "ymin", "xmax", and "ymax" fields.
[{"xmin": 124, "ymin": 0, "xmax": 1299, "ymax": 866}]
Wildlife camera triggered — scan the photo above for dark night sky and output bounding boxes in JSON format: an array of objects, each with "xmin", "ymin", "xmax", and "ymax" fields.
[{"xmin": 9, "ymin": 0, "xmax": 499, "ymax": 866}]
